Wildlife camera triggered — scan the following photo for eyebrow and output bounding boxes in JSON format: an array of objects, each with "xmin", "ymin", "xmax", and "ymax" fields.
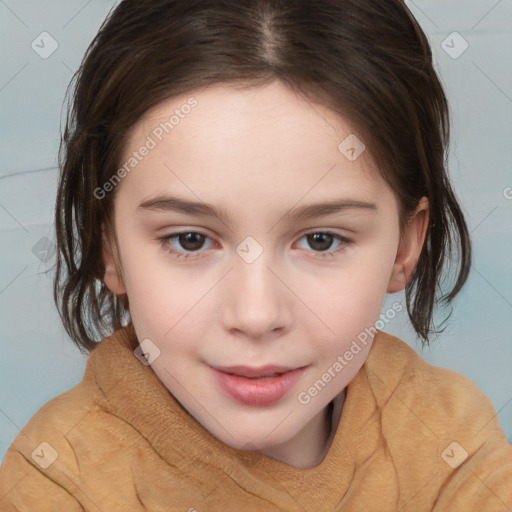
[{"xmin": 138, "ymin": 194, "xmax": 377, "ymax": 223}]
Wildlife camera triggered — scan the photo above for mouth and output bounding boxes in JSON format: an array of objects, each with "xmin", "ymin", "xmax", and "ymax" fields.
[
  {"xmin": 212, "ymin": 364, "xmax": 299, "ymax": 379},
  {"xmin": 211, "ymin": 364, "xmax": 307, "ymax": 405}
]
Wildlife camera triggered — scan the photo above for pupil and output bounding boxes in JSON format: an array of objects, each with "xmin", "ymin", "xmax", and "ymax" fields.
[
  {"xmin": 179, "ymin": 233, "xmax": 204, "ymax": 251},
  {"xmin": 308, "ymin": 233, "xmax": 333, "ymax": 251}
]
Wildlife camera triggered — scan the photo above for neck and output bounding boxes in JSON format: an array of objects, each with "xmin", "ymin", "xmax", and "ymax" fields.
[{"xmin": 262, "ymin": 390, "xmax": 346, "ymax": 469}]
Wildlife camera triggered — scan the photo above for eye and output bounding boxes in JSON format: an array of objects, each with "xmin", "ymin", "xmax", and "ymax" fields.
[
  {"xmin": 157, "ymin": 230, "xmax": 352, "ymax": 261},
  {"xmin": 158, "ymin": 231, "xmax": 215, "ymax": 260},
  {"xmin": 296, "ymin": 231, "xmax": 351, "ymax": 258}
]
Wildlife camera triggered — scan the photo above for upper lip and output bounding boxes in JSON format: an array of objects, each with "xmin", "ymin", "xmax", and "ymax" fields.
[{"xmin": 212, "ymin": 364, "xmax": 303, "ymax": 378}]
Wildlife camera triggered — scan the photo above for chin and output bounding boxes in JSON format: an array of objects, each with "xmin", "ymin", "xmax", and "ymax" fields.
[
  {"xmin": 221, "ymin": 435, "xmax": 285, "ymax": 452},
  {"xmin": 204, "ymin": 414, "xmax": 303, "ymax": 452}
]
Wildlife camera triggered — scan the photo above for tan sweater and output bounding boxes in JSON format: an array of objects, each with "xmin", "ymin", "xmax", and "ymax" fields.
[{"xmin": 1, "ymin": 325, "xmax": 511, "ymax": 511}]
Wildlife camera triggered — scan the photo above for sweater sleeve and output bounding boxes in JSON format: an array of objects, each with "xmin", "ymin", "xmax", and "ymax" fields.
[{"xmin": 0, "ymin": 448, "xmax": 83, "ymax": 512}]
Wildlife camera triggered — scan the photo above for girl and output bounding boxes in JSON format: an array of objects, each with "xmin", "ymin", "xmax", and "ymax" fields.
[{"xmin": 1, "ymin": 0, "xmax": 511, "ymax": 510}]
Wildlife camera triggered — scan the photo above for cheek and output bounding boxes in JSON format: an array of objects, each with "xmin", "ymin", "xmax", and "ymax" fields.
[
  {"xmin": 115, "ymin": 232, "xmax": 207, "ymax": 336},
  {"xmin": 329, "ymin": 249, "xmax": 394, "ymax": 308},
  {"xmin": 298, "ymin": 241, "xmax": 398, "ymax": 355}
]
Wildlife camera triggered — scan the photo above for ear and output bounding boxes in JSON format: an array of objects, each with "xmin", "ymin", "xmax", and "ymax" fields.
[
  {"xmin": 102, "ymin": 228, "xmax": 127, "ymax": 295},
  {"xmin": 387, "ymin": 197, "xmax": 429, "ymax": 293}
]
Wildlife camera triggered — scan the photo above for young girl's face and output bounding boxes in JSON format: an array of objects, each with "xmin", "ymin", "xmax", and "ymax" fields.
[{"xmin": 104, "ymin": 79, "xmax": 414, "ymax": 463}]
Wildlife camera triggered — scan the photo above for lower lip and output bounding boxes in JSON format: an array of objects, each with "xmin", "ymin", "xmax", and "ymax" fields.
[{"xmin": 211, "ymin": 367, "xmax": 306, "ymax": 406}]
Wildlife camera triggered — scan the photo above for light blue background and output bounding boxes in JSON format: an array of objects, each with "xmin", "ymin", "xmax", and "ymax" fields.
[{"xmin": 1, "ymin": 0, "xmax": 511, "ymax": 464}]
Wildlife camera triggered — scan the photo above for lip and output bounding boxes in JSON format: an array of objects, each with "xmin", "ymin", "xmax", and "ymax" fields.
[
  {"xmin": 212, "ymin": 364, "xmax": 298, "ymax": 378},
  {"xmin": 211, "ymin": 364, "xmax": 307, "ymax": 406}
]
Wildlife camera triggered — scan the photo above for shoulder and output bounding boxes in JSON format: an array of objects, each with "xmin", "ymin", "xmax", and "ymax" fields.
[
  {"xmin": 0, "ymin": 373, "xmax": 99, "ymax": 508},
  {"xmin": 366, "ymin": 330, "xmax": 497, "ymax": 421},
  {"xmin": 0, "ymin": 328, "xmax": 147, "ymax": 507},
  {"xmin": 4, "ymin": 328, "xmax": 142, "ymax": 465},
  {"xmin": 361, "ymin": 330, "xmax": 512, "ymax": 510},
  {"xmin": 3, "ymin": 360, "xmax": 103, "ymax": 470}
]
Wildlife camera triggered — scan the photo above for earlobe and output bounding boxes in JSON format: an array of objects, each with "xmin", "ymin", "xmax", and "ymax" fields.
[
  {"xmin": 102, "ymin": 230, "xmax": 127, "ymax": 295},
  {"xmin": 387, "ymin": 197, "xmax": 429, "ymax": 293}
]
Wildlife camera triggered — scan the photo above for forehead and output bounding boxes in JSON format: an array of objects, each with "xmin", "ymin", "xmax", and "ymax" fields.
[{"xmin": 117, "ymin": 80, "xmax": 389, "ymax": 208}]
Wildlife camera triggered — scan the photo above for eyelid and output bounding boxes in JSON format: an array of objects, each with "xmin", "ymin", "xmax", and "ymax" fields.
[
  {"xmin": 157, "ymin": 227, "xmax": 217, "ymax": 240},
  {"xmin": 300, "ymin": 227, "xmax": 351, "ymax": 237},
  {"xmin": 157, "ymin": 227, "xmax": 352, "ymax": 245},
  {"xmin": 298, "ymin": 228, "xmax": 353, "ymax": 243}
]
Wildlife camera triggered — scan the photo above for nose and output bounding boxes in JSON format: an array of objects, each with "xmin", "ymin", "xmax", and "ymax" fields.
[{"xmin": 221, "ymin": 249, "xmax": 293, "ymax": 340}]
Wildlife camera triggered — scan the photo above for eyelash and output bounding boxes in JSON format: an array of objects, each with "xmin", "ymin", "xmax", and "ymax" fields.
[{"xmin": 157, "ymin": 230, "xmax": 352, "ymax": 261}]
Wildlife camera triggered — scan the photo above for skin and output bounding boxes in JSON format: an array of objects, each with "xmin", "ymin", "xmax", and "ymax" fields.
[{"xmin": 103, "ymin": 79, "xmax": 429, "ymax": 469}]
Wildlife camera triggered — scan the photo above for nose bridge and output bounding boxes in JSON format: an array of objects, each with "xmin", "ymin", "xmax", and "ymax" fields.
[{"xmin": 222, "ymin": 238, "xmax": 291, "ymax": 337}]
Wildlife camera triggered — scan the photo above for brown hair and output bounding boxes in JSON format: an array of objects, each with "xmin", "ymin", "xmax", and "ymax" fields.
[{"xmin": 54, "ymin": 0, "xmax": 471, "ymax": 352}]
